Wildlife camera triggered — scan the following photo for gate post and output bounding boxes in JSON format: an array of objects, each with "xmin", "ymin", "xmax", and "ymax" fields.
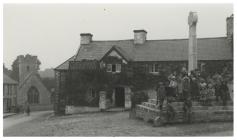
[
  {"xmin": 125, "ymin": 87, "xmax": 132, "ymax": 110},
  {"xmin": 99, "ymin": 91, "xmax": 107, "ymax": 111}
]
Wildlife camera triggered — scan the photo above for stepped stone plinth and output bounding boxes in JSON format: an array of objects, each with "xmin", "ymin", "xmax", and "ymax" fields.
[{"xmin": 134, "ymin": 98, "xmax": 233, "ymax": 126}]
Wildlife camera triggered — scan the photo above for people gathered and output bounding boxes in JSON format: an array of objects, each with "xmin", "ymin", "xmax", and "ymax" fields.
[{"xmin": 156, "ymin": 69, "xmax": 232, "ymax": 108}]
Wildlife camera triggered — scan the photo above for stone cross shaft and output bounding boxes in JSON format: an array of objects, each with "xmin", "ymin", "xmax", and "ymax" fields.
[{"xmin": 188, "ymin": 12, "xmax": 198, "ymax": 72}]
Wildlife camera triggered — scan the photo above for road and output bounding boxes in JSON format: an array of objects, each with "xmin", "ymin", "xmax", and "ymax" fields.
[
  {"xmin": 4, "ymin": 111, "xmax": 53, "ymax": 135},
  {"xmin": 3, "ymin": 111, "xmax": 233, "ymax": 136}
]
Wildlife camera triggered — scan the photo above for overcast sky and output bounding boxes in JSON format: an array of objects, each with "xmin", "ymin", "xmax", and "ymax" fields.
[{"xmin": 3, "ymin": 4, "xmax": 233, "ymax": 70}]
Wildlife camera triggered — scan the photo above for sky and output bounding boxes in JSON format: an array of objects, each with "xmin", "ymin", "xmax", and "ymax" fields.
[{"xmin": 3, "ymin": 4, "xmax": 233, "ymax": 70}]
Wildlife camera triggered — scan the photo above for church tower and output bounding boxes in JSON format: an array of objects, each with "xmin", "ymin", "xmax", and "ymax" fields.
[{"xmin": 18, "ymin": 54, "xmax": 41, "ymax": 83}]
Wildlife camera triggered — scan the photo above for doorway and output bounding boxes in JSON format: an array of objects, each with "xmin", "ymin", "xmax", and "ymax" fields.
[{"xmin": 115, "ymin": 87, "xmax": 125, "ymax": 107}]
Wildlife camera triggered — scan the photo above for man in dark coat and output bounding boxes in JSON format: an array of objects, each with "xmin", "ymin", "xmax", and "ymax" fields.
[
  {"xmin": 220, "ymin": 81, "xmax": 229, "ymax": 106},
  {"xmin": 156, "ymin": 82, "xmax": 166, "ymax": 110},
  {"xmin": 182, "ymin": 73, "xmax": 191, "ymax": 101},
  {"xmin": 213, "ymin": 72, "xmax": 223, "ymax": 102},
  {"xmin": 190, "ymin": 75, "xmax": 200, "ymax": 101}
]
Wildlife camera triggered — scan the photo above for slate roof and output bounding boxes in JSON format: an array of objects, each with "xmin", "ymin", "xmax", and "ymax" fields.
[
  {"xmin": 55, "ymin": 55, "xmax": 76, "ymax": 70},
  {"xmin": 69, "ymin": 60, "xmax": 100, "ymax": 70},
  {"xmin": 55, "ymin": 37, "xmax": 232, "ymax": 70},
  {"xmin": 3, "ymin": 73, "xmax": 18, "ymax": 84}
]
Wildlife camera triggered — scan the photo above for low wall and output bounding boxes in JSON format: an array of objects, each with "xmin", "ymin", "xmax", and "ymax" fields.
[
  {"xmin": 65, "ymin": 106, "xmax": 99, "ymax": 115},
  {"xmin": 30, "ymin": 104, "xmax": 53, "ymax": 111}
]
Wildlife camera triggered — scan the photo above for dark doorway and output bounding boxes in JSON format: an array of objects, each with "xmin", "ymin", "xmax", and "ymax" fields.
[{"xmin": 115, "ymin": 87, "xmax": 125, "ymax": 107}]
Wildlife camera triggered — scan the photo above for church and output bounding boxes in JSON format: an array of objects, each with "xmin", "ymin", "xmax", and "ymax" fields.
[
  {"xmin": 54, "ymin": 14, "xmax": 233, "ymax": 115},
  {"xmin": 16, "ymin": 54, "xmax": 52, "ymax": 111}
]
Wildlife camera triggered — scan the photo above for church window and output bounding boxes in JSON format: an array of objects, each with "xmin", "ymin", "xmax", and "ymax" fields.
[{"xmin": 27, "ymin": 86, "xmax": 39, "ymax": 104}]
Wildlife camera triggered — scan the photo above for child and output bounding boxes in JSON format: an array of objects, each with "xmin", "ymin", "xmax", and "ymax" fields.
[
  {"xmin": 206, "ymin": 83, "xmax": 215, "ymax": 105},
  {"xmin": 199, "ymin": 78, "xmax": 207, "ymax": 105}
]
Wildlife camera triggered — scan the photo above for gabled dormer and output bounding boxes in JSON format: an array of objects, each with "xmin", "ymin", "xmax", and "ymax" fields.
[{"xmin": 99, "ymin": 46, "xmax": 131, "ymax": 73}]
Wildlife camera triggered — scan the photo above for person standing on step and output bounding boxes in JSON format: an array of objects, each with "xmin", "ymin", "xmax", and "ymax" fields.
[
  {"xmin": 156, "ymin": 82, "xmax": 166, "ymax": 110},
  {"xmin": 220, "ymin": 80, "xmax": 229, "ymax": 106},
  {"xmin": 177, "ymin": 74, "xmax": 183, "ymax": 101},
  {"xmin": 182, "ymin": 73, "xmax": 190, "ymax": 102},
  {"xmin": 213, "ymin": 72, "xmax": 223, "ymax": 102},
  {"xmin": 169, "ymin": 76, "xmax": 178, "ymax": 100},
  {"xmin": 183, "ymin": 96, "xmax": 192, "ymax": 123},
  {"xmin": 182, "ymin": 73, "xmax": 192, "ymax": 123},
  {"xmin": 166, "ymin": 100, "xmax": 175, "ymax": 123},
  {"xmin": 199, "ymin": 78, "xmax": 207, "ymax": 105},
  {"xmin": 190, "ymin": 71, "xmax": 200, "ymax": 101},
  {"xmin": 206, "ymin": 83, "xmax": 215, "ymax": 105}
]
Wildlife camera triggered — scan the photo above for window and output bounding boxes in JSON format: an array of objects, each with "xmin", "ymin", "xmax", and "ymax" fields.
[
  {"xmin": 106, "ymin": 64, "xmax": 121, "ymax": 73},
  {"xmin": 7, "ymin": 85, "xmax": 10, "ymax": 96},
  {"xmin": 107, "ymin": 64, "xmax": 112, "ymax": 72},
  {"xmin": 116, "ymin": 64, "xmax": 121, "ymax": 72},
  {"xmin": 9, "ymin": 85, "xmax": 12, "ymax": 96},
  {"xmin": 90, "ymin": 88, "xmax": 96, "ymax": 98},
  {"xmin": 4, "ymin": 85, "xmax": 8, "ymax": 96},
  {"xmin": 112, "ymin": 64, "xmax": 116, "ymax": 72},
  {"xmin": 148, "ymin": 64, "xmax": 159, "ymax": 73},
  {"xmin": 27, "ymin": 86, "xmax": 39, "ymax": 104}
]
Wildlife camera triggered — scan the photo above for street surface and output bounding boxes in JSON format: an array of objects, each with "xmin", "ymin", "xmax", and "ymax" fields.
[{"xmin": 3, "ymin": 111, "xmax": 233, "ymax": 136}]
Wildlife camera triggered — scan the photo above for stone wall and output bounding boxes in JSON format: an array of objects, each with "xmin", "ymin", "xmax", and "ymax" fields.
[{"xmin": 54, "ymin": 70, "xmax": 68, "ymax": 115}]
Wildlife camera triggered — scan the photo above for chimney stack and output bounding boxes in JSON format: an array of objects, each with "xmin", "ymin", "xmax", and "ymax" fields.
[
  {"xmin": 133, "ymin": 30, "xmax": 147, "ymax": 44},
  {"xmin": 80, "ymin": 33, "xmax": 93, "ymax": 45}
]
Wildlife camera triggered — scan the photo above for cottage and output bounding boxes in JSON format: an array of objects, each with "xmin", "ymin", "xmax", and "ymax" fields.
[
  {"xmin": 3, "ymin": 73, "xmax": 18, "ymax": 113},
  {"xmin": 54, "ymin": 14, "xmax": 233, "ymax": 115}
]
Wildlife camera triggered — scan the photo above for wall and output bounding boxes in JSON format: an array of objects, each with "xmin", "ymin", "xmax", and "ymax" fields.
[
  {"xmin": 54, "ymin": 70, "xmax": 68, "ymax": 115},
  {"xmin": 3, "ymin": 84, "xmax": 18, "ymax": 113}
]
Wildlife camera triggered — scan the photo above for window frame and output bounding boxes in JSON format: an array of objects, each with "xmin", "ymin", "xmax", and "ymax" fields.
[
  {"xmin": 148, "ymin": 63, "xmax": 159, "ymax": 74},
  {"xmin": 90, "ymin": 88, "xmax": 96, "ymax": 98},
  {"xmin": 106, "ymin": 63, "xmax": 122, "ymax": 73},
  {"xmin": 106, "ymin": 64, "xmax": 112, "ymax": 72},
  {"xmin": 116, "ymin": 64, "xmax": 121, "ymax": 72},
  {"xmin": 112, "ymin": 64, "xmax": 116, "ymax": 72}
]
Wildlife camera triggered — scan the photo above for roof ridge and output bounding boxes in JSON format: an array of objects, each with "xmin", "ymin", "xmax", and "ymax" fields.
[{"xmin": 90, "ymin": 36, "xmax": 226, "ymax": 42}]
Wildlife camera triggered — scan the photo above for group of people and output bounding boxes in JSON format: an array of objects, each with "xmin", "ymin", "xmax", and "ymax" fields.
[{"xmin": 156, "ymin": 69, "xmax": 232, "ymax": 110}]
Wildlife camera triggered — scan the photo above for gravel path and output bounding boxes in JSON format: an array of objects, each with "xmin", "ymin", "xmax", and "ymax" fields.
[{"xmin": 3, "ymin": 111, "xmax": 233, "ymax": 136}]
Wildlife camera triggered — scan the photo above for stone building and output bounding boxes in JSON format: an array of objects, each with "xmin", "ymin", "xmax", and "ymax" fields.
[
  {"xmin": 54, "ymin": 14, "xmax": 233, "ymax": 115},
  {"xmin": 16, "ymin": 54, "xmax": 52, "ymax": 111},
  {"xmin": 3, "ymin": 73, "xmax": 18, "ymax": 113}
]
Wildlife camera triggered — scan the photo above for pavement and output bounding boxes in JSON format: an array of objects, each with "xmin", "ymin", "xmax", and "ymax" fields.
[{"xmin": 3, "ymin": 113, "xmax": 17, "ymax": 118}]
